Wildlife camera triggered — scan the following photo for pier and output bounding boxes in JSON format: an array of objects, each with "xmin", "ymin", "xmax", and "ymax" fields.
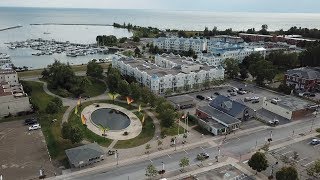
[
  {"xmin": 30, "ymin": 23, "xmax": 112, "ymax": 26},
  {"xmin": 0, "ymin": 25, "xmax": 23, "ymax": 32}
]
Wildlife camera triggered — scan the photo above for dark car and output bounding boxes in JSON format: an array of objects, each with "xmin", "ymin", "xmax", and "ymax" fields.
[
  {"xmin": 24, "ymin": 118, "xmax": 38, "ymax": 125},
  {"xmin": 230, "ymin": 92, "xmax": 237, "ymax": 96},
  {"xmin": 252, "ymin": 99, "xmax": 260, "ymax": 104},
  {"xmin": 197, "ymin": 152, "xmax": 209, "ymax": 160},
  {"xmin": 308, "ymin": 93, "xmax": 316, "ymax": 97},
  {"xmin": 196, "ymin": 95, "xmax": 205, "ymax": 100},
  {"xmin": 214, "ymin": 92, "xmax": 220, "ymax": 96}
]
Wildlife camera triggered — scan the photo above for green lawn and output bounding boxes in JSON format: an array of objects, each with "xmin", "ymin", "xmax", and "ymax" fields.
[
  {"xmin": 83, "ymin": 77, "xmax": 107, "ymax": 97},
  {"xmin": 274, "ymin": 72, "xmax": 285, "ymax": 82},
  {"xmin": 68, "ymin": 105, "xmax": 112, "ymax": 147},
  {"xmin": 24, "ymin": 81, "xmax": 78, "ymax": 165},
  {"xmin": 18, "ymin": 63, "xmax": 110, "ymax": 78},
  {"xmin": 21, "ymin": 81, "xmax": 54, "ymax": 112},
  {"xmin": 161, "ymin": 123, "xmax": 185, "ymax": 136},
  {"xmin": 114, "ymin": 111, "xmax": 155, "ymax": 149},
  {"xmin": 47, "ymin": 76, "xmax": 107, "ymax": 98}
]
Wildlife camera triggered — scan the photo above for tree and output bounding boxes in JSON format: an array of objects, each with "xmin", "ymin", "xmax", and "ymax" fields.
[
  {"xmin": 134, "ymin": 47, "xmax": 141, "ymax": 57},
  {"xmin": 276, "ymin": 166, "xmax": 299, "ymax": 180},
  {"xmin": 307, "ymin": 159, "xmax": 320, "ymax": 178},
  {"xmin": 132, "ymin": 36, "xmax": 140, "ymax": 42},
  {"xmin": 177, "ymin": 30, "xmax": 187, "ymax": 38},
  {"xmin": 240, "ymin": 68, "xmax": 248, "ymax": 79},
  {"xmin": 145, "ymin": 164, "xmax": 157, "ymax": 178},
  {"xmin": 96, "ymin": 35, "xmax": 117, "ymax": 46},
  {"xmin": 248, "ymin": 152, "xmax": 268, "ymax": 174},
  {"xmin": 278, "ymin": 83, "xmax": 293, "ymax": 95},
  {"xmin": 223, "ymin": 58, "xmax": 240, "ymax": 78},
  {"xmin": 119, "ymin": 37, "xmax": 127, "ymax": 43},
  {"xmin": 179, "ymin": 157, "xmax": 190, "ymax": 171},
  {"xmin": 87, "ymin": 60, "xmax": 103, "ymax": 78},
  {"xmin": 145, "ymin": 144, "xmax": 151, "ymax": 154},
  {"xmin": 129, "ymin": 83, "xmax": 141, "ymax": 100},
  {"xmin": 52, "ymin": 97, "xmax": 63, "ymax": 109},
  {"xmin": 159, "ymin": 108, "xmax": 176, "ymax": 128},
  {"xmin": 61, "ymin": 122, "xmax": 71, "ymax": 139},
  {"xmin": 79, "ymin": 76, "xmax": 92, "ymax": 88},
  {"xmin": 118, "ymin": 80, "xmax": 130, "ymax": 96},
  {"xmin": 106, "ymin": 68, "xmax": 121, "ymax": 93},
  {"xmin": 241, "ymin": 53, "xmax": 264, "ymax": 70},
  {"xmin": 69, "ymin": 126, "xmax": 83, "ymax": 144},
  {"xmin": 249, "ymin": 60, "xmax": 276, "ymax": 86},
  {"xmin": 46, "ymin": 101, "xmax": 59, "ymax": 114},
  {"xmin": 260, "ymin": 24, "xmax": 269, "ymax": 35},
  {"xmin": 157, "ymin": 140, "xmax": 163, "ymax": 150}
]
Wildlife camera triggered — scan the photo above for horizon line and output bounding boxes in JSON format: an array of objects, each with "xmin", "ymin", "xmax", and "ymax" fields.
[{"xmin": 0, "ymin": 6, "xmax": 320, "ymax": 14}]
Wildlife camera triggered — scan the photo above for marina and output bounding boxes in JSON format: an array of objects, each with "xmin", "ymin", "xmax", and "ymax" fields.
[{"xmin": 6, "ymin": 38, "xmax": 108, "ymax": 58}]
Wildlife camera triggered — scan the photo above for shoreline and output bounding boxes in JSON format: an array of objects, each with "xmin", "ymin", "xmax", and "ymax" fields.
[{"xmin": 0, "ymin": 25, "xmax": 23, "ymax": 31}]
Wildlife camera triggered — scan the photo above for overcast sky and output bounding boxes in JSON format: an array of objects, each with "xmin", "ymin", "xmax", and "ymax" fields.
[{"xmin": 0, "ymin": 0, "xmax": 319, "ymax": 13}]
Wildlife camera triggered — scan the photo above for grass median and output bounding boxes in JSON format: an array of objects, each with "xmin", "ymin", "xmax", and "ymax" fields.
[{"xmin": 114, "ymin": 111, "xmax": 155, "ymax": 149}]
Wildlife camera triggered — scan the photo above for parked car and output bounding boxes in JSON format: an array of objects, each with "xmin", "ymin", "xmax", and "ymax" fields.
[
  {"xmin": 244, "ymin": 97, "xmax": 252, "ymax": 102},
  {"xmin": 268, "ymin": 119, "xmax": 279, "ymax": 126},
  {"xmin": 237, "ymin": 90, "xmax": 247, "ymax": 95},
  {"xmin": 196, "ymin": 95, "xmax": 205, "ymax": 100},
  {"xmin": 230, "ymin": 92, "xmax": 237, "ymax": 96},
  {"xmin": 310, "ymin": 139, "xmax": 320, "ymax": 145},
  {"xmin": 227, "ymin": 89, "xmax": 233, "ymax": 92},
  {"xmin": 206, "ymin": 96, "xmax": 213, "ymax": 101},
  {"xmin": 28, "ymin": 124, "xmax": 41, "ymax": 131},
  {"xmin": 252, "ymin": 99, "xmax": 260, "ymax": 104},
  {"xmin": 251, "ymin": 96, "xmax": 260, "ymax": 100},
  {"xmin": 214, "ymin": 92, "xmax": 220, "ymax": 96},
  {"xmin": 24, "ymin": 118, "xmax": 38, "ymax": 125},
  {"xmin": 197, "ymin": 152, "xmax": 209, "ymax": 160},
  {"xmin": 308, "ymin": 93, "xmax": 316, "ymax": 97}
]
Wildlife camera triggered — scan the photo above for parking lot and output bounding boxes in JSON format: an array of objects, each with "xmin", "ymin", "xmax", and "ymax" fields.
[
  {"xmin": 177, "ymin": 80, "xmax": 303, "ymax": 125},
  {"xmin": 189, "ymin": 164, "xmax": 254, "ymax": 180},
  {"xmin": 267, "ymin": 137, "xmax": 320, "ymax": 179},
  {"xmin": 0, "ymin": 120, "xmax": 55, "ymax": 179}
]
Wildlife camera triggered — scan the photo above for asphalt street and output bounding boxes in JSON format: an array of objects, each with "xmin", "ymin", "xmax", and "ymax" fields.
[{"xmin": 69, "ymin": 116, "xmax": 320, "ymax": 180}]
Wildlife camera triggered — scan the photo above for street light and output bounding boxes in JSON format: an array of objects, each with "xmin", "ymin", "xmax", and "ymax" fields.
[{"xmin": 115, "ymin": 150, "xmax": 119, "ymax": 165}]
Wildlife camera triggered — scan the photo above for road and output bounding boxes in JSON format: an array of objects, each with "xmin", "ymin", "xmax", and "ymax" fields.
[{"xmin": 59, "ymin": 116, "xmax": 320, "ymax": 180}]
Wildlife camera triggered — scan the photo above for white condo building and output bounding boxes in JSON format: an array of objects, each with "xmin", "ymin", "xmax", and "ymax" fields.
[
  {"xmin": 153, "ymin": 36, "xmax": 266, "ymax": 67},
  {"xmin": 153, "ymin": 37, "xmax": 206, "ymax": 53},
  {"xmin": 112, "ymin": 53, "xmax": 224, "ymax": 94}
]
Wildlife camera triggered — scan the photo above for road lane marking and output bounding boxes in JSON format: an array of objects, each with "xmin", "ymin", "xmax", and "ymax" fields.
[
  {"xmin": 149, "ymin": 159, "xmax": 153, "ymax": 163},
  {"xmin": 281, "ymin": 151, "xmax": 292, "ymax": 156},
  {"xmin": 184, "ymin": 150, "xmax": 188, "ymax": 154},
  {"xmin": 304, "ymin": 161, "xmax": 314, "ymax": 167},
  {"xmin": 167, "ymin": 154, "xmax": 171, "ymax": 158},
  {"xmin": 274, "ymin": 147, "xmax": 286, "ymax": 153},
  {"xmin": 296, "ymin": 157, "xmax": 308, "ymax": 162}
]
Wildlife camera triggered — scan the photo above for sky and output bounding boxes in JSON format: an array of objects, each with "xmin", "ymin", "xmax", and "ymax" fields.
[{"xmin": 0, "ymin": 0, "xmax": 319, "ymax": 13}]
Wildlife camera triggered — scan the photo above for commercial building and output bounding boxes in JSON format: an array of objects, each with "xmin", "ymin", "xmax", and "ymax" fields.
[
  {"xmin": 0, "ymin": 69, "xmax": 32, "ymax": 117},
  {"xmin": 195, "ymin": 95, "xmax": 253, "ymax": 135},
  {"xmin": 112, "ymin": 53, "xmax": 224, "ymax": 94},
  {"xmin": 262, "ymin": 96, "xmax": 316, "ymax": 120},
  {"xmin": 239, "ymin": 33, "xmax": 316, "ymax": 45},
  {"xmin": 65, "ymin": 143, "xmax": 105, "ymax": 168},
  {"xmin": 285, "ymin": 67, "xmax": 320, "ymax": 91},
  {"xmin": 167, "ymin": 95, "xmax": 195, "ymax": 110}
]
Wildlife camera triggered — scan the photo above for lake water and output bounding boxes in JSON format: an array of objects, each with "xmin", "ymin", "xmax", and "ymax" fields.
[{"xmin": 1, "ymin": 7, "xmax": 320, "ymax": 69}]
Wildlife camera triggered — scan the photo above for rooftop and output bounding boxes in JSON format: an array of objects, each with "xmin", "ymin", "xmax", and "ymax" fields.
[
  {"xmin": 286, "ymin": 67, "xmax": 320, "ymax": 80},
  {"xmin": 209, "ymin": 95, "xmax": 249, "ymax": 118},
  {"xmin": 65, "ymin": 143, "xmax": 104, "ymax": 165},
  {"xmin": 198, "ymin": 105, "xmax": 241, "ymax": 125}
]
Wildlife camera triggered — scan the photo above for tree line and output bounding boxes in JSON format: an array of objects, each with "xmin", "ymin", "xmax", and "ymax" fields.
[{"xmin": 113, "ymin": 22, "xmax": 161, "ymax": 38}]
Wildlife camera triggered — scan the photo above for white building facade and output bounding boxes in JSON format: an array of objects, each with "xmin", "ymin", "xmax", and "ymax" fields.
[
  {"xmin": 112, "ymin": 54, "xmax": 224, "ymax": 94},
  {"xmin": 153, "ymin": 37, "xmax": 206, "ymax": 53}
]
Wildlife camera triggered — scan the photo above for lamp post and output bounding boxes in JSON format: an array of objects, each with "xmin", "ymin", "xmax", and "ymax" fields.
[
  {"xmin": 115, "ymin": 150, "xmax": 119, "ymax": 165},
  {"xmin": 174, "ymin": 137, "xmax": 177, "ymax": 151}
]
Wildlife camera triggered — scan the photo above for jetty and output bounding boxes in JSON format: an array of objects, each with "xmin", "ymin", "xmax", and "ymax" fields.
[
  {"xmin": 30, "ymin": 23, "xmax": 112, "ymax": 26},
  {"xmin": 0, "ymin": 25, "xmax": 23, "ymax": 32}
]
